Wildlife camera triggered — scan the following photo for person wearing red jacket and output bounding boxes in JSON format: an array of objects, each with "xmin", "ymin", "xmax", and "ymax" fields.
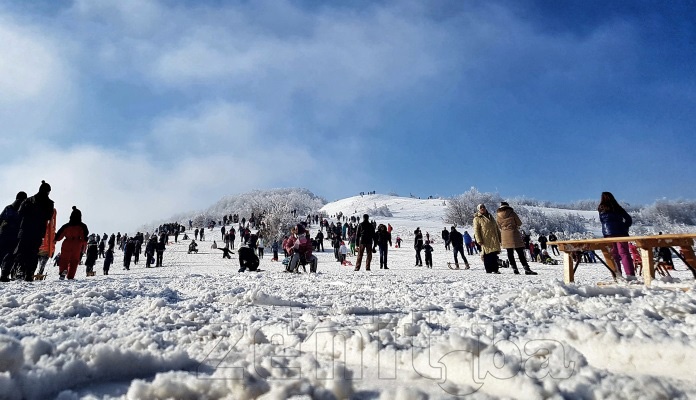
[{"xmin": 55, "ymin": 206, "xmax": 89, "ymax": 280}]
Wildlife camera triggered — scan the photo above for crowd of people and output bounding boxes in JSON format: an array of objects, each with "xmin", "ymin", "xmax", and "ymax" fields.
[{"xmin": 0, "ymin": 186, "xmax": 680, "ymax": 281}]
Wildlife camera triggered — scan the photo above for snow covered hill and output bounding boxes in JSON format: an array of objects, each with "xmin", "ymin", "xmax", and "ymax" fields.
[{"xmin": 1, "ymin": 194, "xmax": 696, "ymax": 399}]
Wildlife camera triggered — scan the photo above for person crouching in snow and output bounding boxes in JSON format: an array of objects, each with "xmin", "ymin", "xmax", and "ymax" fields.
[
  {"xmin": 55, "ymin": 206, "xmax": 89, "ymax": 280},
  {"xmin": 238, "ymin": 245, "xmax": 259, "ymax": 272}
]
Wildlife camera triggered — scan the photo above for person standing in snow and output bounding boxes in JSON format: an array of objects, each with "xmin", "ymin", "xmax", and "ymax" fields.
[
  {"xmin": 373, "ymin": 223, "xmax": 392, "ymax": 269},
  {"xmin": 257, "ymin": 236, "xmax": 265, "ymax": 258},
  {"xmin": 414, "ymin": 227, "xmax": 424, "ymax": 266},
  {"xmin": 123, "ymin": 237, "xmax": 135, "ymax": 270},
  {"xmin": 441, "ymin": 227, "xmax": 451, "ymax": 251},
  {"xmin": 423, "ymin": 240, "xmax": 434, "ymax": 268},
  {"xmin": 473, "ymin": 204, "xmax": 501, "ymax": 274},
  {"xmin": 84, "ymin": 236, "xmax": 99, "ymax": 276},
  {"xmin": 0, "ymin": 191, "xmax": 28, "ymax": 276},
  {"xmin": 598, "ymin": 191, "xmax": 635, "ymax": 277},
  {"xmin": 354, "ymin": 214, "xmax": 375, "ymax": 271},
  {"xmin": 156, "ymin": 232, "xmax": 166, "ymax": 267},
  {"xmin": 1, "ymin": 181, "xmax": 54, "ymax": 282},
  {"xmin": 463, "ymin": 230, "xmax": 473, "ymax": 255},
  {"xmin": 145, "ymin": 235, "xmax": 157, "ymax": 267},
  {"xmin": 538, "ymin": 234, "xmax": 548, "ymax": 252},
  {"xmin": 548, "ymin": 232, "xmax": 560, "ymax": 256},
  {"xmin": 103, "ymin": 248, "xmax": 114, "ymax": 275},
  {"xmin": 495, "ymin": 202, "xmax": 537, "ymax": 275},
  {"xmin": 449, "ymin": 226, "xmax": 470, "ymax": 269},
  {"xmin": 55, "ymin": 206, "xmax": 89, "ymax": 280}
]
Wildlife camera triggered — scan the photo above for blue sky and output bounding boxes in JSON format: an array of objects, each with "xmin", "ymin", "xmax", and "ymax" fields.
[{"xmin": 1, "ymin": 0, "xmax": 695, "ymax": 232}]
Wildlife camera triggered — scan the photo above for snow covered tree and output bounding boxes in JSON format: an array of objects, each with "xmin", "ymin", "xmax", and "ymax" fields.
[{"xmin": 444, "ymin": 187, "xmax": 503, "ymax": 226}]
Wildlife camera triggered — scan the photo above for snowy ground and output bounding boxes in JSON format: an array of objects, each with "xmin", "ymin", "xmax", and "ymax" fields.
[{"xmin": 1, "ymin": 196, "xmax": 696, "ymax": 400}]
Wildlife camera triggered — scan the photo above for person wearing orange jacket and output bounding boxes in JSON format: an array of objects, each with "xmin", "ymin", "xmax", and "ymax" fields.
[
  {"xmin": 55, "ymin": 206, "xmax": 89, "ymax": 280},
  {"xmin": 37, "ymin": 208, "xmax": 57, "ymax": 275}
]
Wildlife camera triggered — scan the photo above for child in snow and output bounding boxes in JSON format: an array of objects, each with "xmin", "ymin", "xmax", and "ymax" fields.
[
  {"xmin": 423, "ymin": 240, "xmax": 434, "ymax": 269},
  {"xmin": 395, "ymin": 236, "xmax": 402, "ymax": 248},
  {"xmin": 103, "ymin": 249, "xmax": 114, "ymax": 275},
  {"xmin": 339, "ymin": 241, "xmax": 348, "ymax": 264}
]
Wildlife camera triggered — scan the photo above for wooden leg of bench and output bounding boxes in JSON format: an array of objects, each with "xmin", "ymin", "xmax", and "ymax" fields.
[
  {"xmin": 600, "ymin": 248, "xmax": 619, "ymax": 279},
  {"xmin": 563, "ymin": 252, "xmax": 574, "ymax": 284},
  {"xmin": 639, "ymin": 248, "xmax": 654, "ymax": 286},
  {"xmin": 677, "ymin": 246, "xmax": 696, "ymax": 279}
]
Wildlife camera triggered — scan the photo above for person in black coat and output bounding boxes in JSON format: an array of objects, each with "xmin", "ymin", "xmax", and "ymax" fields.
[
  {"xmin": 84, "ymin": 237, "xmax": 99, "ymax": 275},
  {"xmin": 145, "ymin": 236, "xmax": 157, "ymax": 268},
  {"xmin": 441, "ymin": 228, "xmax": 451, "ymax": 251},
  {"xmin": 123, "ymin": 237, "xmax": 135, "ymax": 270},
  {"xmin": 156, "ymin": 233, "xmax": 166, "ymax": 267},
  {"xmin": 103, "ymin": 248, "xmax": 114, "ymax": 275},
  {"xmin": 354, "ymin": 214, "xmax": 375, "ymax": 271},
  {"xmin": 373, "ymin": 224, "xmax": 392, "ymax": 269},
  {"xmin": 1, "ymin": 181, "xmax": 54, "ymax": 282},
  {"xmin": 449, "ymin": 226, "xmax": 470, "ymax": 269},
  {"xmin": 238, "ymin": 245, "xmax": 259, "ymax": 272},
  {"xmin": 98, "ymin": 239, "xmax": 106, "ymax": 259},
  {"xmin": 414, "ymin": 227, "xmax": 424, "ymax": 266},
  {"xmin": 0, "ymin": 191, "xmax": 27, "ymax": 277}
]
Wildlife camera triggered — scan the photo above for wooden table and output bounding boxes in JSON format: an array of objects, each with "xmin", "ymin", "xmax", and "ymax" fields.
[{"xmin": 554, "ymin": 234, "xmax": 696, "ymax": 286}]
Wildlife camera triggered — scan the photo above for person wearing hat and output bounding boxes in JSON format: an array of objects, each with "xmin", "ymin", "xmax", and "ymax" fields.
[
  {"xmin": 55, "ymin": 206, "xmax": 89, "ymax": 280},
  {"xmin": 496, "ymin": 202, "xmax": 537, "ymax": 275},
  {"xmin": 473, "ymin": 203, "xmax": 502, "ymax": 274},
  {"xmin": 1, "ymin": 181, "xmax": 54, "ymax": 282},
  {"xmin": 0, "ymin": 191, "xmax": 28, "ymax": 276}
]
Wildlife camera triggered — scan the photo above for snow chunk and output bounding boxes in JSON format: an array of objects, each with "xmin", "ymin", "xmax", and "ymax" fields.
[{"xmin": 0, "ymin": 335, "xmax": 24, "ymax": 373}]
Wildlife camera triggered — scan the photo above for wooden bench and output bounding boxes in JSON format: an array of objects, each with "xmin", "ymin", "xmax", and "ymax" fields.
[{"xmin": 554, "ymin": 234, "xmax": 696, "ymax": 286}]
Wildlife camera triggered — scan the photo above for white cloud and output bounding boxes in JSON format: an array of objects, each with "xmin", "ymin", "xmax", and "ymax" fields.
[
  {"xmin": 149, "ymin": 102, "xmax": 261, "ymax": 155},
  {"xmin": 0, "ymin": 15, "xmax": 76, "ymax": 145}
]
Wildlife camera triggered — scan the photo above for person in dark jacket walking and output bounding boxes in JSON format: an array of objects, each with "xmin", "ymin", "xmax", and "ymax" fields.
[
  {"xmin": 103, "ymin": 248, "xmax": 114, "ymax": 275},
  {"xmin": 123, "ymin": 237, "xmax": 136, "ymax": 270},
  {"xmin": 156, "ymin": 233, "xmax": 166, "ymax": 267},
  {"xmin": 354, "ymin": 214, "xmax": 375, "ymax": 271},
  {"xmin": 598, "ymin": 191, "xmax": 634, "ymax": 277},
  {"xmin": 1, "ymin": 181, "xmax": 54, "ymax": 281},
  {"xmin": 449, "ymin": 226, "xmax": 470, "ymax": 269},
  {"xmin": 84, "ymin": 236, "xmax": 99, "ymax": 276},
  {"xmin": 373, "ymin": 223, "xmax": 392, "ymax": 269},
  {"xmin": 548, "ymin": 232, "xmax": 560, "ymax": 256},
  {"xmin": 0, "ymin": 191, "xmax": 27, "ymax": 274},
  {"xmin": 145, "ymin": 235, "xmax": 156, "ymax": 267},
  {"xmin": 98, "ymin": 239, "xmax": 106, "ymax": 259}
]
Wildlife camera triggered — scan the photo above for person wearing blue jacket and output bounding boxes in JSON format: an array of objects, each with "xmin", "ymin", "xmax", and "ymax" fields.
[{"xmin": 598, "ymin": 191, "xmax": 634, "ymax": 277}]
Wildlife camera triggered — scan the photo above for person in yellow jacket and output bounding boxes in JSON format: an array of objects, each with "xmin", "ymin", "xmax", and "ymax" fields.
[{"xmin": 473, "ymin": 203, "xmax": 501, "ymax": 274}]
